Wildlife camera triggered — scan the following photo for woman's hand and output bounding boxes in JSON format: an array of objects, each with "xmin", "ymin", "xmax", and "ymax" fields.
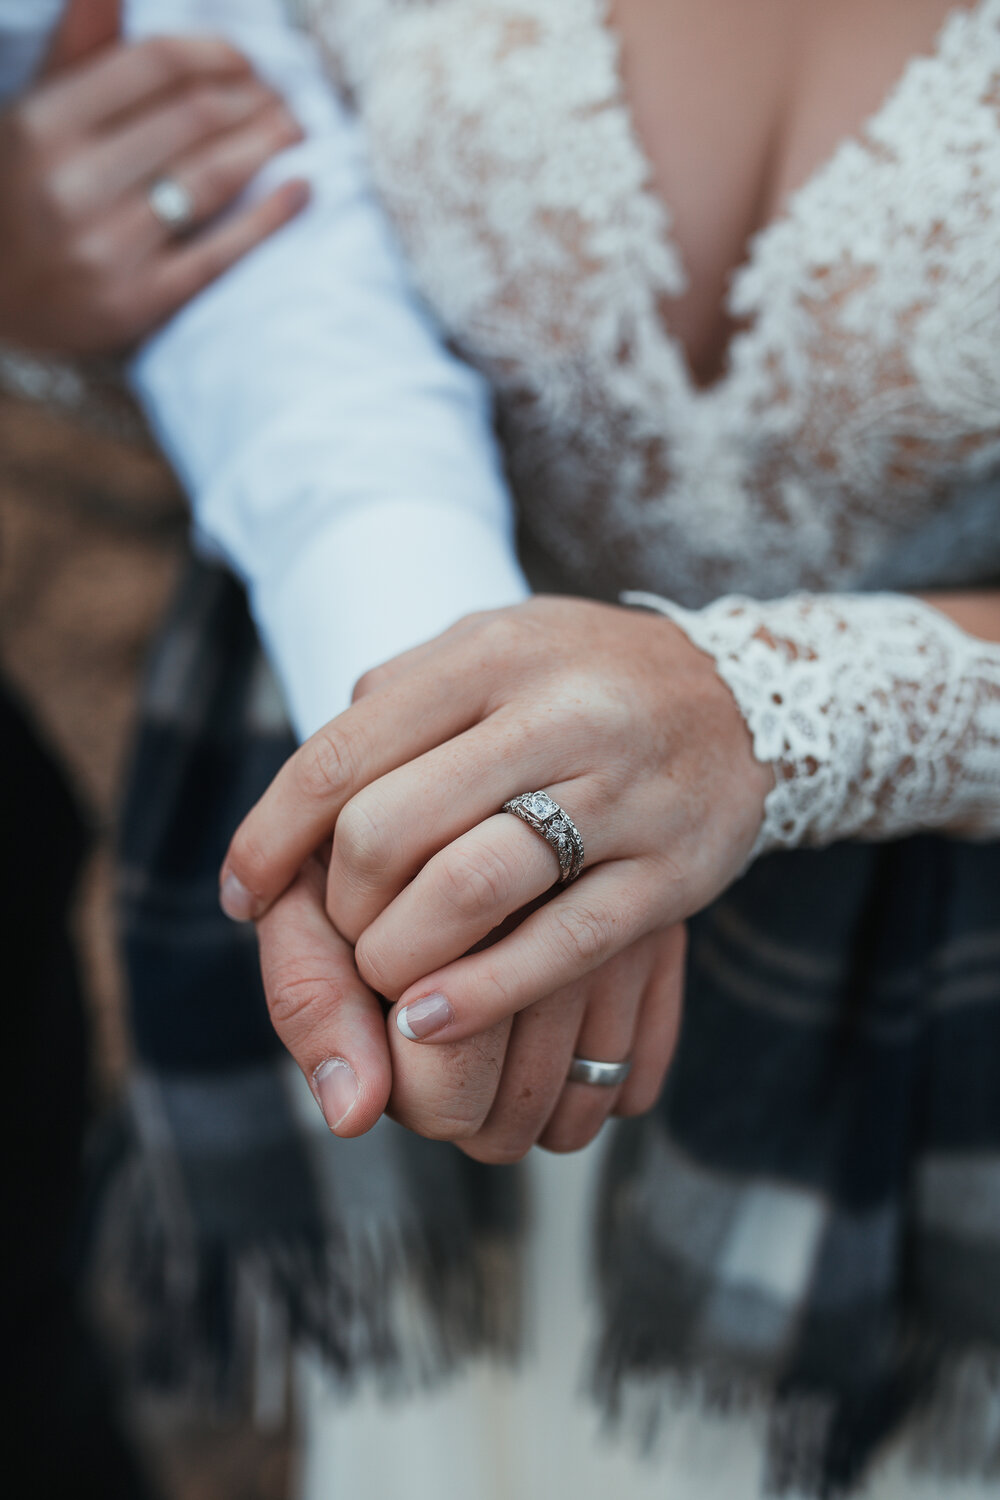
[
  {"xmin": 224, "ymin": 597, "xmax": 770, "ymax": 1047},
  {"xmin": 255, "ymin": 852, "xmax": 685, "ymax": 1157},
  {"xmin": 0, "ymin": 0, "xmax": 307, "ymax": 355}
]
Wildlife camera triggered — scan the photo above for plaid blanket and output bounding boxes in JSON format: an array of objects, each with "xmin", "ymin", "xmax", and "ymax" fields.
[{"xmin": 107, "ymin": 555, "xmax": 1000, "ymax": 1496}]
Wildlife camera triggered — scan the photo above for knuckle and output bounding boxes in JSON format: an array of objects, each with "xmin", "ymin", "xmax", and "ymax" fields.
[
  {"xmin": 472, "ymin": 965, "xmax": 515, "ymax": 1024},
  {"xmin": 199, "ymin": 36, "xmax": 252, "ymax": 73},
  {"xmin": 390, "ymin": 1030, "xmax": 503, "ymax": 1139},
  {"xmin": 352, "ymin": 930, "xmax": 394, "ymax": 998},
  {"xmin": 480, "ymin": 611, "xmax": 528, "ymax": 659},
  {"xmin": 461, "ymin": 607, "xmax": 500, "ymax": 629},
  {"xmin": 434, "ymin": 1112, "xmax": 486, "ymax": 1142},
  {"xmin": 438, "ymin": 608, "xmax": 495, "ymax": 647},
  {"xmin": 393, "ymin": 1101, "xmax": 487, "ymax": 1143},
  {"xmin": 267, "ymin": 973, "xmax": 337, "ymax": 1033},
  {"xmin": 550, "ymin": 902, "xmax": 613, "ymax": 970},
  {"xmin": 351, "ymin": 664, "xmax": 388, "ymax": 702},
  {"xmin": 436, "ymin": 841, "xmax": 515, "ymax": 922},
  {"xmin": 335, "ymin": 797, "xmax": 393, "ymax": 884},
  {"xmin": 297, "ymin": 729, "xmax": 354, "ymax": 805},
  {"xmin": 465, "ymin": 1107, "xmax": 541, "ymax": 1162},
  {"xmin": 460, "ymin": 1135, "xmax": 532, "ymax": 1166}
]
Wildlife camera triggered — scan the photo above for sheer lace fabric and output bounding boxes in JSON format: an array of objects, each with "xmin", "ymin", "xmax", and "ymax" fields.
[
  {"xmin": 310, "ymin": 0, "xmax": 1000, "ymax": 847},
  {"xmin": 625, "ymin": 591, "xmax": 1000, "ymax": 852}
]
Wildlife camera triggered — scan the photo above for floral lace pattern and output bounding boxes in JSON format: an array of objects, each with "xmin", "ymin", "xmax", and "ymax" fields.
[
  {"xmin": 626, "ymin": 591, "xmax": 1000, "ymax": 852},
  {"xmin": 311, "ymin": 0, "xmax": 1000, "ymax": 846}
]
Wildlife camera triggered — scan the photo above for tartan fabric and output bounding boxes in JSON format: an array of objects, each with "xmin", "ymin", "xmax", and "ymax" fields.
[
  {"xmin": 110, "ymin": 554, "xmax": 1000, "ymax": 1496},
  {"xmin": 599, "ymin": 838, "xmax": 1000, "ymax": 1492},
  {"xmin": 111, "ymin": 559, "xmax": 521, "ymax": 1404}
]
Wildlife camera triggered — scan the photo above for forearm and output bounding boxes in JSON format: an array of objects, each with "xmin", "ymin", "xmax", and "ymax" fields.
[
  {"xmin": 126, "ymin": 0, "xmax": 528, "ymax": 737},
  {"xmin": 627, "ymin": 586, "xmax": 1000, "ymax": 853}
]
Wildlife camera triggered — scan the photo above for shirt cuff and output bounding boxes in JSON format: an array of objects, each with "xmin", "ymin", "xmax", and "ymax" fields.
[{"xmin": 248, "ymin": 499, "xmax": 531, "ymax": 740}]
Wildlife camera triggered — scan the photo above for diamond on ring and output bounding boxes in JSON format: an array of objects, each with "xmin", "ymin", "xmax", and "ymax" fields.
[
  {"xmin": 147, "ymin": 175, "xmax": 195, "ymax": 234},
  {"xmin": 502, "ymin": 790, "xmax": 585, "ymax": 884}
]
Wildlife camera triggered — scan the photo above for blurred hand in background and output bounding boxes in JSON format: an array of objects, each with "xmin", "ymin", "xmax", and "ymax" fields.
[{"xmin": 0, "ymin": 0, "xmax": 307, "ymax": 355}]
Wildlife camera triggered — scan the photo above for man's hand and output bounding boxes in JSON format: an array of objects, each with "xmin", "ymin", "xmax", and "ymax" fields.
[
  {"xmin": 0, "ymin": 0, "xmax": 308, "ymax": 354},
  {"xmin": 255, "ymin": 859, "xmax": 393, "ymax": 1138},
  {"xmin": 256, "ymin": 854, "xmax": 684, "ymax": 1159}
]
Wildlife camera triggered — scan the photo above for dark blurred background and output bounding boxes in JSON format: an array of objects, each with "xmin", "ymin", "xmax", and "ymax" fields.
[{"xmin": 0, "ymin": 390, "xmax": 292, "ymax": 1500}]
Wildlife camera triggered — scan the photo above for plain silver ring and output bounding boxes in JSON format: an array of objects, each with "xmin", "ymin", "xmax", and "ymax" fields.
[
  {"xmin": 502, "ymin": 790, "xmax": 585, "ymax": 884},
  {"xmin": 567, "ymin": 1056, "xmax": 632, "ymax": 1087},
  {"xmin": 147, "ymin": 174, "xmax": 195, "ymax": 234}
]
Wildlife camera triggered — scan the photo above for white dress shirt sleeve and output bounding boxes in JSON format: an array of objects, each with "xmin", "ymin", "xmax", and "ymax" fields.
[{"xmin": 124, "ymin": 0, "xmax": 529, "ymax": 738}]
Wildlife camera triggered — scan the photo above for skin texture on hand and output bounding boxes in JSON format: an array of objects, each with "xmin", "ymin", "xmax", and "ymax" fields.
[
  {"xmin": 256, "ymin": 854, "xmax": 687, "ymax": 1162},
  {"xmin": 229, "ymin": 596, "xmax": 770, "ymax": 1156},
  {"xmin": 0, "ymin": 0, "xmax": 308, "ymax": 355}
]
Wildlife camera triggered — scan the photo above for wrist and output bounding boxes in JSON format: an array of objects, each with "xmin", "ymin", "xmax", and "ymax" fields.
[
  {"xmin": 650, "ymin": 608, "xmax": 775, "ymax": 867},
  {"xmin": 624, "ymin": 588, "xmax": 997, "ymax": 857}
]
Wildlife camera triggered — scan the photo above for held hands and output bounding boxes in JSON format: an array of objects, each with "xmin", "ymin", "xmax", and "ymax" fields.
[
  {"xmin": 256, "ymin": 858, "xmax": 687, "ymax": 1162},
  {"xmin": 0, "ymin": 0, "xmax": 307, "ymax": 355},
  {"xmin": 225, "ymin": 599, "xmax": 772, "ymax": 1157}
]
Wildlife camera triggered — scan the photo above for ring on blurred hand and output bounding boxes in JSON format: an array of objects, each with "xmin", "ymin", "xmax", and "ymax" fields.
[
  {"xmin": 502, "ymin": 790, "xmax": 585, "ymax": 883},
  {"xmin": 567, "ymin": 1056, "xmax": 632, "ymax": 1087},
  {"xmin": 147, "ymin": 174, "xmax": 195, "ymax": 234}
]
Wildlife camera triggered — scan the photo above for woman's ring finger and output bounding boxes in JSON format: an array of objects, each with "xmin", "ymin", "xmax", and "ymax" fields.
[
  {"xmin": 350, "ymin": 781, "xmax": 609, "ymax": 1005},
  {"xmin": 502, "ymin": 790, "xmax": 585, "ymax": 884}
]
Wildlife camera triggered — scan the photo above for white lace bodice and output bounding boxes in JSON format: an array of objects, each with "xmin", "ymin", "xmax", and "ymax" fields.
[{"xmin": 309, "ymin": 0, "xmax": 1000, "ymax": 850}]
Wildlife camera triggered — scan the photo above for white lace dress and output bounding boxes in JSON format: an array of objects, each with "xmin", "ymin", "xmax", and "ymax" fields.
[{"xmin": 295, "ymin": 1, "xmax": 1000, "ymax": 1494}]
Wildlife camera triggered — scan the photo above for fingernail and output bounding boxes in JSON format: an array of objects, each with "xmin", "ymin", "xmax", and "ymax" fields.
[
  {"xmin": 219, "ymin": 871, "xmax": 257, "ymax": 923},
  {"xmin": 396, "ymin": 992, "xmax": 454, "ymax": 1041},
  {"xmin": 313, "ymin": 1058, "xmax": 359, "ymax": 1133}
]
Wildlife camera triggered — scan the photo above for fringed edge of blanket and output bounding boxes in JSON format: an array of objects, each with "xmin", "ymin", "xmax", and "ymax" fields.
[
  {"xmin": 89, "ymin": 1113, "xmax": 1000, "ymax": 1496},
  {"xmin": 591, "ymin": 1303, "xmax": 1000, "ymax": 1498},
  {"xmin": 86, "ymin": 1124, "xmax": 521, "ymax": 1425}
]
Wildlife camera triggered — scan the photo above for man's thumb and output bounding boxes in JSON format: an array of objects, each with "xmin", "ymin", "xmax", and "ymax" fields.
[{"xmin": 42, "ymin": 0, "xmax": 121, "ymax": 76}]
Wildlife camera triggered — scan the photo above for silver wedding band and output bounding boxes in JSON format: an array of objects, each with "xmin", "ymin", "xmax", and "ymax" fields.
[
  {"xmin": 147, "ymin": 174, "xmax": 196, "ymax": 235},
  {"xmin": 567, "ymin": 1056, "xmax": 632, "ymax": 1087},
  {"xmin": 502, "ymin": 790, "xmax": 585, "ymax": 884}
]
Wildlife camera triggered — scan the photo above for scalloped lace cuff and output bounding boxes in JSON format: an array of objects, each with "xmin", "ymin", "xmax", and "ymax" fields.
[{"xmin": 623, "ymin": 590, "xmax": 1000, "ymax": 858}]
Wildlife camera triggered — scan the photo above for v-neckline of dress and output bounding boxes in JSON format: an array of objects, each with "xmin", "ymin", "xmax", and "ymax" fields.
[{"xmin": 599, "ymin": 0, "xmax": 990, "ymax": 403}]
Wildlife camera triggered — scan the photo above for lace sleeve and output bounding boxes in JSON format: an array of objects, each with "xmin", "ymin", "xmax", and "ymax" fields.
[{"xmin": 624, "ymin": 590, "xmax": 1000, "ymax": 858}]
